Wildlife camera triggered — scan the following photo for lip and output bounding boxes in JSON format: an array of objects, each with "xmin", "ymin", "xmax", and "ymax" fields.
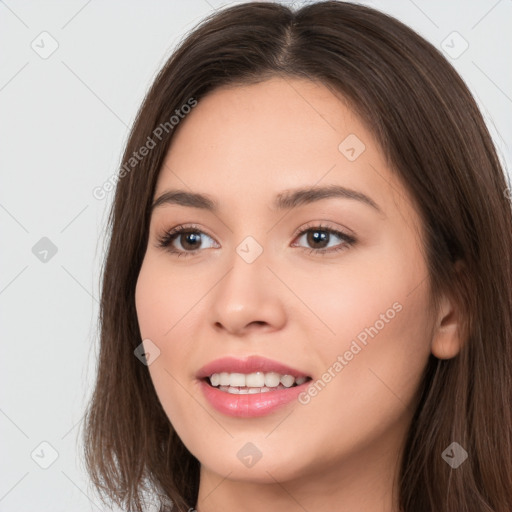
[
  {"xmin": 199, "ymin": 379, "xmax": 312, "ymax": 418},
  {"xmin": 196, "ymin": 355, "xmax": 310, "ymax": 379},
  {"xmin": 196, "ymin": 355, "xmax": 312, "ymax": 418}
]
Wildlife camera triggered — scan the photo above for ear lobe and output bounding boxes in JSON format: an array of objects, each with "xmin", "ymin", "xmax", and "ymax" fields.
[{"xmin": 431, "ymin": 261, "xmax": 465, "ymax": 360}]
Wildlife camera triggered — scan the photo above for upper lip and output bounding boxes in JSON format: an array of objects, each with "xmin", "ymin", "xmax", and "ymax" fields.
[{"xmin": 196, "ymin": 355, "xmax": 310, "ymax": 379}]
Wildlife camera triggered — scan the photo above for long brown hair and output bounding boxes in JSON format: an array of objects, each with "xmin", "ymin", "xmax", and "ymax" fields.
[{"xmin": 81, "ymin": 2, "xmax": 512, "ymax": 510}]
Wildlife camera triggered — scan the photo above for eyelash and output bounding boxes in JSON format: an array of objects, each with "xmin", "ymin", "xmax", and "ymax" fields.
[{"xmin": 156, "ymin": 222, "xmax": 357, "ymax": 258}]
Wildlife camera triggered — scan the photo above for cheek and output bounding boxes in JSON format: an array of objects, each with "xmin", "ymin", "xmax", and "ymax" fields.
[
  {"xmin": 135, "ymin": 255, "xmax": 200, "ymax": 341},
  {"xmin": 135, "ymin": 259, "xmax": 193, "ymax": 381},
  {"xmin": 281, "ymin": 251, "xmax": 427, "ymax": 352},
  {"xmin": 290, "ymin": 284, "xmax": 432, "ymax": 467},
  {"xmin": 292, "ymin": 240, "xmax": 433, "ymax": 406},
  {"xmin": 135, "ymin": 256, "xmax": 205, "ymax": 422}
]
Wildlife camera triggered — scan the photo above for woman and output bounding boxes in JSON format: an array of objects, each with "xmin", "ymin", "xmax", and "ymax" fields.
[{"xmin": 82, "ymin": 2, "xmax": 512, "ymax": 511}]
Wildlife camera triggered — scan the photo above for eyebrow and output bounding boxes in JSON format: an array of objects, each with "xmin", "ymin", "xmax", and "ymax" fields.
[{"xmin": 151, "ymin": 185, "xmax": 383, "ymax": 214}]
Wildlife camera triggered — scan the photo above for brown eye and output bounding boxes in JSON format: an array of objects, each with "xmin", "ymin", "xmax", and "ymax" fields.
[
  {"xmin": 157, "ymin": 225, "xmax": 218, "ymax": 257},
  {"xmin": 176, "ymin": 231, "xmax": 202, "ymax": 251},
  {"xmin": 292, "ymin": 224, "xmax": 357, "ymax": 256},
  {"xmin": 305, "ymin": 230, "xmax": 330, "ymax": 249}
]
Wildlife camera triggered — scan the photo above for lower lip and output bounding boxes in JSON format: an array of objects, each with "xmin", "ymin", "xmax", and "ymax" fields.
[{"xmin": 199, "ymin": 379, "xmax": 310, "ymax": 418}]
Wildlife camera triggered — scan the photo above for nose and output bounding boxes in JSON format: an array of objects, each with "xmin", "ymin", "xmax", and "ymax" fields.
[{"xmin": 208, "ymin": 245, "xmax": 287, "ymax": 337}]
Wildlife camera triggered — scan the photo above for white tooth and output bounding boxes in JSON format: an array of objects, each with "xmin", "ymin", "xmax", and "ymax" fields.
[
  {"xmin": 214, "ymin": 372, "xmax": 308, "ymax": 391},
  {"xmin": 264, "ymin": 372, "xmax": 281, "ymax": 387},
  {"xmin": 229, "ymin": 373, "xmax": 246, "ymax": 387},
  {"xmin": 219, "ymin": 372, "xmax": 231, "ymax": 386},
  {"xmin": 280, "ymin": 374, "xmax": 295, "ymax": 387},
  {"xmin": 218, "ymin": 384, "xmax": 292, "ymax": 394},
  {"xmin": 246, "ymin": 372, "xmax": 265, "ymax": 387}
]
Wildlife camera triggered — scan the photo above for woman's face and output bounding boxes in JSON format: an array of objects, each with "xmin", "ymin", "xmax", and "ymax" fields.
[{"xmin": 135, "ymin": 77, "xmax": 437, "ymax": 487}]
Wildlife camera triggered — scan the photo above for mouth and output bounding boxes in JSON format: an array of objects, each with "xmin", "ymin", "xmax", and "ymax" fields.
[
  {"xmin": 202, "ymin": 372, "xmax": 312, "ymax": 394},
  {"xmin": 199, "ymin": 374, "xmax": 313, "ymax": 418},
  {"xmin": 196, "ymin": 355, "xmax": 313, "ymax": 417},
  {"xmin": 196, "ymin": 354, "xmax": 312, "ymax": 391}
]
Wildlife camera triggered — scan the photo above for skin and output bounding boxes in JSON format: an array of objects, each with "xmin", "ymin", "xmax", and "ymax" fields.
[{"xmin": 135, "ymin": 77, "xmax": 463, "ymax": 512}]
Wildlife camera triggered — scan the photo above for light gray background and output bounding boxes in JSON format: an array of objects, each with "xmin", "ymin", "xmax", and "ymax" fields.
[{"xmin": 1, "ymin": 0, "xmax": 511, "ymax": 510}]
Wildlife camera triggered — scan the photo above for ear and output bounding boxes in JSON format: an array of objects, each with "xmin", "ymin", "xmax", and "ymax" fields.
[{"xmin": 430, "ymin": 261, "xmax": 465, "ymax": 360}]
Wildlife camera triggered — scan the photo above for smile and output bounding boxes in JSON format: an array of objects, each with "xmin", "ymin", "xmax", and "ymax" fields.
[{"xmin": 207, "ymin": 371, "xmax": 309, "ymax": 393}]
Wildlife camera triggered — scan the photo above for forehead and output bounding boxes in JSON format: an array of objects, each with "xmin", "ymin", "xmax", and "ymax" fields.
[
  {"xmin": 155, "ymin": 77, "xmax": 418, "ymax": 228},
  {"xmin": 164, "ymin": 77, "xmax": 362, "ymax": 166}
]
